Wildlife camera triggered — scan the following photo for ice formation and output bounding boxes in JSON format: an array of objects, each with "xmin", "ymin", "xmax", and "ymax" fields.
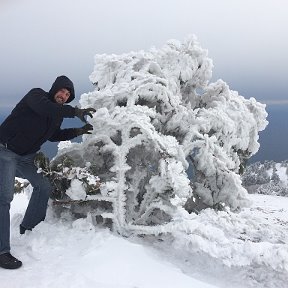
[{"xmin": 52, "ymin": 36, "xmax": 268, "ymax": 234}]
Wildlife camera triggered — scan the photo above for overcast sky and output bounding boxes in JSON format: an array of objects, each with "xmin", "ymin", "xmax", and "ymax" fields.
[{"xmin": 0, "ymin": 0, "xmax": 287, "ymax": 107}]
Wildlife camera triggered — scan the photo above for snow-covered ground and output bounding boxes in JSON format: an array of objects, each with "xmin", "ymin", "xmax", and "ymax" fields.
[{"xmin": 1, "ymin": 192, "xmax": 287, "ymax": 288}]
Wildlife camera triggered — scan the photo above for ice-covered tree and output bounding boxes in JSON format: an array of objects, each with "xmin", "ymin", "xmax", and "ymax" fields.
[
  {"xmin": 49, "ymin": 36, "xmax": 267, "ymax": 235},
  {"xmin": 242, "ymin": 160, "xmax": 288, "ymax": 196}
]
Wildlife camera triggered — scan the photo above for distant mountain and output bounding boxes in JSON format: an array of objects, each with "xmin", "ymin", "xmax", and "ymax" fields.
[{"xmin": 242, "ymin": 160, "xmax": 288, "ymax": 196}]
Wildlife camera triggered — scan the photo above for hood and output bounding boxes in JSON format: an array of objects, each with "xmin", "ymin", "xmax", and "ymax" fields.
[{"xmin": 48, "ymin": 75, "xmax": 75, "ymax": 103}]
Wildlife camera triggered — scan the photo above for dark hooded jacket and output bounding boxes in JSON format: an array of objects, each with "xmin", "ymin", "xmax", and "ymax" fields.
[{"xmin": 0, "ymin": 75, "xmax": 78, "ymax": 155}]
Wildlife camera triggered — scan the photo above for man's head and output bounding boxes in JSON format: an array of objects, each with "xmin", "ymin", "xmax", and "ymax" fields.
[
  {"xmin": 54, "ymin": 88, "xmax": 71, "ymax": 104},
  {"xmin": 49, "ymin": 75, "xmax": 75, "ymax": 104}
]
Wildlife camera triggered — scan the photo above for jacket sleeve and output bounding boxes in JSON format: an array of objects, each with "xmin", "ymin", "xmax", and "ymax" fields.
[
  {"xmin": 49, "ymin": 128, "xmax": 79, "ymax": 142},
  {"xmin": 25, "ymin": 88, "xmax": 75, "ymax": 118}
]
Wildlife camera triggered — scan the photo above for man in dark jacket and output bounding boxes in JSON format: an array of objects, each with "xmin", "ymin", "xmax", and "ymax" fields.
[{"xmin": 0, "ymin": 75, "xmax": 95, "ymax": 269}]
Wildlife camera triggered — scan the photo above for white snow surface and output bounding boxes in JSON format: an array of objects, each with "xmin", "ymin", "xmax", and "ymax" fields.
[{"xmin": 1, "ymin": 192, "xmax": 287, "ymax": 288}]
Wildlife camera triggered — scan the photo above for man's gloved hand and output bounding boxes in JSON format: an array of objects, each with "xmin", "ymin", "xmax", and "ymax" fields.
[
  {"xmin": 75, "ymin": 107, "xmax": 96, "ymax": 123},
  {"xmin": 75, "ymin": 124, "xmax": 94, "ymax": 136}
]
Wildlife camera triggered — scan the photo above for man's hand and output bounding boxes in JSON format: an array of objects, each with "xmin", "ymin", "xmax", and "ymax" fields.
[
  {"xmin": 75, "ymin": 107, "xmax": 96, "ymax": 123},
  {"xmin": 75, "ymin": 124, "xmax": 94, "ymax": 136}
]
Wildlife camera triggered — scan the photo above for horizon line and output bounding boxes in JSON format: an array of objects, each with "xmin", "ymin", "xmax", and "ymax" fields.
[
  {"xmin": 260, "ymin": 100, "xmax": 288, "ymax": 105},
  {"xmin": 1, "ymin": 99, "xmax": 288, "ymax": 109}
]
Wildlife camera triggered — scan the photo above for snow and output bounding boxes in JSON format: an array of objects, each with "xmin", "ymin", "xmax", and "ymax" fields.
[
  {"xmin": 3, "ymin": 194, "xmax": 217, "ymax": 288},
  {"xmin": 66, "ymin": 179, "xmax": 86, "ymax": 200},
  {"xmin": 276, "ymin": 163, "xmax": 288, "ymax": 186},
  {"xmin": 249, "ymin": 193, "xmax": 288, "ymax": 223},
  {"xmin": 1, "ymin": 192, "xmax": 287, "ymax": 288}
]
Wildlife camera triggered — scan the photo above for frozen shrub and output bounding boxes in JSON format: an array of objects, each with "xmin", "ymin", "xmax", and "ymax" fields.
[{"xmin": 51, "ymin": 36, "xmax": 268, "ymax": 234}]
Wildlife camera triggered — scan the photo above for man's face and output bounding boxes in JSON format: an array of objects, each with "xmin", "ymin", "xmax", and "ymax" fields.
[{"xmin": 54, "ymin": 88, "xmax": 70, "ymax": 104}]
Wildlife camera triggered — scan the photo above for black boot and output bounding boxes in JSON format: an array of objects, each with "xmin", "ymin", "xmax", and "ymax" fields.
[
  {"xmin": 20, "ymin": 224, "xmax": 32, "ymax": 235},
  {"xmin": 0, "ymin": 253, "xmax": 22, "ymax": 269}
]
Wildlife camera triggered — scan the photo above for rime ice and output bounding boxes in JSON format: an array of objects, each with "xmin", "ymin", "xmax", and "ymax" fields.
[{"xmin": 54, "ymin": 36, "xmax": 268, "ymax": 233}]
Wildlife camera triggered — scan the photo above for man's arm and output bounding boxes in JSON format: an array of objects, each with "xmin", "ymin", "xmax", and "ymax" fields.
[
  {"xmin": 49, "ymin": 128, "xmax": 78, "ymax": 142},
  {"xmin": 49, "ymin": 124, "xmax": 93, "ymax": 142},
  {"xmin": 25, "ymin": 88, "xmax": 75, "ymax": 118}
]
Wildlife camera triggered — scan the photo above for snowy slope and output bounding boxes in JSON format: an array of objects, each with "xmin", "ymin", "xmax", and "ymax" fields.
[
  {"xmin": 0, "ymin": 193, "xmax": 287, "ymax": 288},
  {"xmin": 3, "ymin": 193, "xmax": 217, "ymax": 288}
]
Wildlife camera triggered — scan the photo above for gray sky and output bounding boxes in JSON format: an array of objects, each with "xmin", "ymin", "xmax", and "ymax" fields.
[{"xmin": 0, "ymin": 0, "xmax": 287, "ymax": 107}]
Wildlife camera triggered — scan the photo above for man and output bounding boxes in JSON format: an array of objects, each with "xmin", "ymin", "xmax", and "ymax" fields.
[{"xmin": 0, "ymin": 75, "xmax": 95, "ymax": 269}]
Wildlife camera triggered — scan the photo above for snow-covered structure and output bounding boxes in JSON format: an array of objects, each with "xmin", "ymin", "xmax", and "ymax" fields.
[{"xmin": 51, "ymin": 36, "xmax": 268, "ymax": 235}]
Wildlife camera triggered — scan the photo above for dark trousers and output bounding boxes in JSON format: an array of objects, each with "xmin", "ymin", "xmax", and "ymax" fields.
[{"xmin": 0, "ymin": 144, "xmax": 51, "ymax": 254}]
